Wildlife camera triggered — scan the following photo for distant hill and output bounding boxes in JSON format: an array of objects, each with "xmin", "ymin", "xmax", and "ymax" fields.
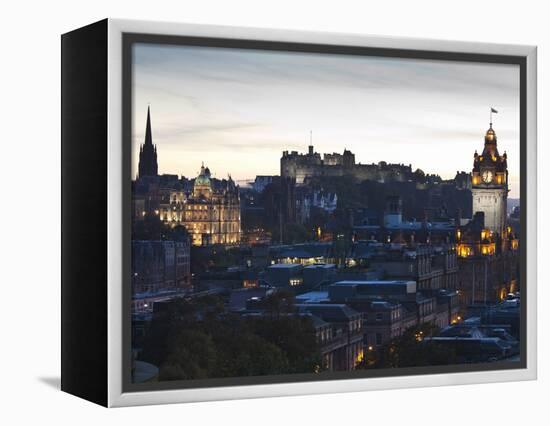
[{"xmin": 235, "ymin": 179, "xmax": 253, "ymax": 188}]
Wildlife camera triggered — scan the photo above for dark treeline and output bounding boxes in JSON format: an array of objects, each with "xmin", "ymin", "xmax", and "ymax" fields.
[
  {"xmin": 356, "ymin": 323, "xmax": 457, "ymax": 370},
  {"xmin": 139, "ymin": 293, "xmax": 322, "ymax": 381}
]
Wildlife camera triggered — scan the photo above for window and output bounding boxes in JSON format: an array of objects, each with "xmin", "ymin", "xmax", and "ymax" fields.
[
  {"xmin": 375, "ymin": 313, "xmax": 383, "ymax": 322},
  {"xmin": 376, "ymin": 333, "xmax": 382, "ymax": 345}
]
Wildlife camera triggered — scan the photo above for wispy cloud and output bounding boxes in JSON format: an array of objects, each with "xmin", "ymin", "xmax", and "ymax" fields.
[{"xmin": 132, "ymin": 43, "xmax": 521, "ymax": 197}]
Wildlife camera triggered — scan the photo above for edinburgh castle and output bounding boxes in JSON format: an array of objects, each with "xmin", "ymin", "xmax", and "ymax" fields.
[{"xmin": 281, "ymin": 144, "xmax": 417, "ymax": 184}]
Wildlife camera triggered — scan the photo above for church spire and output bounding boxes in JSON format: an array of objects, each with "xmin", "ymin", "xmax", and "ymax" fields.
[
  {"xmin": 138, "ymin": 105, "xmax": 158, "ymax": 178},
  {"xmin": 144, "ymin": 105, "xmax": 153, "ymax": 146}
]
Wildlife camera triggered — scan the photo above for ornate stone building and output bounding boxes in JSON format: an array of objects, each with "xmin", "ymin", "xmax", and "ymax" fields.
[
  {"xmin": 455, "ymin": 122, "xmax": 519, "ymax": 305},
  {"xmin": 133, "ymin": 107, "xmax": 241, "ymax": 247},
  {"xmin": 471, "ymin": 122, "xmax": 508, "ymax": 235},
  {"xmin": 460, "ymin": 122, "xmax": 519, "ymax": 254},
  {"xmin": 158, "ymin": 165, "xmax": 241, "ymax": 246}
]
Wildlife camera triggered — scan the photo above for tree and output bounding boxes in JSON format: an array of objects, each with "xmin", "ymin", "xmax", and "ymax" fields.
[
  {"xmin": 357, "ymin": 323, "xmax": 457, "ymax": 369},
  {"xmin": 271, "ymin": 223, "xmax": 313, "ymax": 244},
  {"xmin": 138, "ymin": 294, "xmax": 322, "ymax": 379},
  {"xmin": 258, "ymin": 289, "xmax": 296, "ymax": 319},
  {"xmin": 132, "ymin": 214, "xmax": 165, "ymax": 240},
  {"xmin": 165, "ymin": 225, "xmax": 190, "ymax": 242},
  {"xmin": 213, "ymin": 331, "xmax": 289, "ymax": 377},
  {"xmin": 159, "ymin": 329, "xmax": 217, "ymax": 380},
  {"xmin": 249, "ymin": 315, "xmax": 321, "ymax": 374}
]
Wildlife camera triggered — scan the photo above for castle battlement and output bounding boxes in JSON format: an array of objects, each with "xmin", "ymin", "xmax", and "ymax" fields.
[{"xmin": 281, "ymin": 145, "xmax": 413, "ymax": 184}]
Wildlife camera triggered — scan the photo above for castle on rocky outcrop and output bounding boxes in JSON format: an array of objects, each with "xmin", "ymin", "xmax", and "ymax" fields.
[{"xmin": 280, "ymin": 144, "xmax": 415, "ymax": 184}]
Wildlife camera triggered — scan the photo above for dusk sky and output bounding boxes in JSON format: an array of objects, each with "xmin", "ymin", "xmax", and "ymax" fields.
[{"xmin": 132, "ymin": 43, "xmax": 521, "ymax": 198}]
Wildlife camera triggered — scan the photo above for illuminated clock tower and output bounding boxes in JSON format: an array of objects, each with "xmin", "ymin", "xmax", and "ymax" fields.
[{"xmin": 471, "ymin": 121, "xmax": 508, "ymax": 236}]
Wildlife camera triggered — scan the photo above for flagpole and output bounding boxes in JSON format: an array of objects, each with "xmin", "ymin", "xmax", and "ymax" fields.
[{"xmin": 490, "ymin": 107, "xmax": 498, "ymax": 127}]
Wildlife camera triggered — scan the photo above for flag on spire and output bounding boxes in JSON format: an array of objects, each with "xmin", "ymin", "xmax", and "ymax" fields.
[{"xmin": 490, "ymin": 107, "xmax": 498, "ymax": 127}]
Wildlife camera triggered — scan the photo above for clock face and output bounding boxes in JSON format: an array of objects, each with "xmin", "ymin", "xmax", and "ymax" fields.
[{"xmin": 482, "ymin": 170, "xmax": 493, "ymax": 183}]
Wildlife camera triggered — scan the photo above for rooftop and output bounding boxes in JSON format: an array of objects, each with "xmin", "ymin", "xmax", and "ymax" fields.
[
  {"xmin": 268, "ymin": 263, "xmax": 303, "ymax": 269},
  {"xmin": 303, "ymin": 313, "xmax": 330, "ymax": 329},
  {"xmin": 295, "ymin": 291, "xmax": 330, "ymax": 304},
  {"xmin": 296, "ymin": 303, "xmax": 361, "ymax": 322},
  {"xmin": 304, "ymin": 263, "xmax": 336, "ymax": 270},
  {"xmin": 333, "ymin": 280, "xmax": 416, "ymax": 286}
]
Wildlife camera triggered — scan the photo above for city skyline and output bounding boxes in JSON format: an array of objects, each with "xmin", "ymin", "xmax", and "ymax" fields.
[
  {"xmin": 129, "ymin": 41, "xmax": 523, "ymax": 385},
  {"xmin": 132, "ymin": 43, "xmax": 521, "ymax": 197}
]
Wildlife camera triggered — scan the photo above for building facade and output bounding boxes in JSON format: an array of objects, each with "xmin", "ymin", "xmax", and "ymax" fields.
[
  {"xmin": 471, "ymin": 123, "xmax": 508, "ymax": 235},
  {"xmin": 456, "ymin": 123, "xmax": 519, "ymax": 305},
  {"xmin": 297, "ymin": 303, "xmax": 365, "ymax": 371},
  {"xmin": 132, "ymin": 239, "xmax": 191, "ymax": 294},
  {"xmin": 133, "ymin": 107, "xmax": 241, "ymax": 247},
  {"xmin": 157, "ymin": 165, "xmax": 241, "ymax": 246},
  {"xmin": 369, "ymin": 244, "xmax": 459, "ymax": 292}
]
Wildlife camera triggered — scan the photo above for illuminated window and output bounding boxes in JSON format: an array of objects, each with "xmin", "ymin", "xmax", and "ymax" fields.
[
  {"xmin": 243, "ymin": 280, "xmax": 257, "ymax": 289},
  {"xmin": 289, "ymin": 278, "xmax": 303, "ymax": 286},
  {"xmin": 355, "ymin": 349, "xmax": 364, "ymax": 366}
]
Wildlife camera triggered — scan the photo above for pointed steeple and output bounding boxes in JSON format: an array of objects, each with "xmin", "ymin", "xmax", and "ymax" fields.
[
  {"xmin": 138, "ymin": 105, "xmax": 158, "ymax": 178},
  {"xmin": 144, "ymin": 105, "xmax": 153, "ymax": 146}
]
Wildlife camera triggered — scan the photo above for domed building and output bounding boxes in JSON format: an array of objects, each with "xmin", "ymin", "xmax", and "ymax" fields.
[
  {"xmin": 193, "ymin": 165, "xmax": 213, "ymax": 198},
  {"xmin": 158, "ymin": 164, "xmax": 241, "ymax": 246}
]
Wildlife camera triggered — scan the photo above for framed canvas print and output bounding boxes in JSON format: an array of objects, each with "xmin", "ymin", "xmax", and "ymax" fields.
[{"xmin": 61, "ymin": 19, "xmax": 537, "ymax": 407}]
